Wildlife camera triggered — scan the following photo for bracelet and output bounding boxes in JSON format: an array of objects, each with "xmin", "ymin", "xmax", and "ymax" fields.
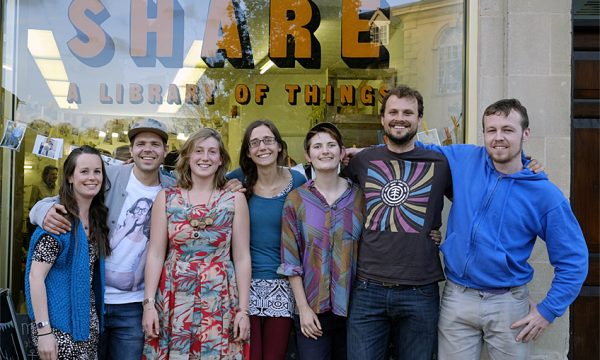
[
  {"xmin": 236, "ymin": 307, "xmax": 249, "ymax": 316},
  {"xmin": 143, "ymin": 298, "xmax": 156, "ymax": 306},
  {"xmin": 37, "ymin": 332, "xmax": 53, "ymax": 337}
]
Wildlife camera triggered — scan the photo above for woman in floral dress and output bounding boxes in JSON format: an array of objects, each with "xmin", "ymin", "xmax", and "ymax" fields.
[{"xmin": 142, "ymin": 128, "xmax": 251, "ymax": 359}]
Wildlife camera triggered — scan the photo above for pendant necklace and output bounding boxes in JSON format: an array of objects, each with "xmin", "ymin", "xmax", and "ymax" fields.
[{"xmin": 186, "ymin": 189, "xmax": 214, "ymax": 239}]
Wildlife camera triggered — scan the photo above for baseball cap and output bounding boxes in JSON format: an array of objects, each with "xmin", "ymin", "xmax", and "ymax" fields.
[
  {"xmin": 128, "ymin": 118, "xmax": 169, "ymax": 143},
  {"xmin": 304, "ymin": 122, "xmax": 343, "ymax": 150}
]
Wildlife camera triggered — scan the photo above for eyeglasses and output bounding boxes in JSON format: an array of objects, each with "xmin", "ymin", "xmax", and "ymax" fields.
[
  {"xmin": 249, "ymin": 136, "xmax": 277, "ymax": 148},
  {"xmin": 132, "ymin": 206, "xmax": 150, "ymax": 215}
]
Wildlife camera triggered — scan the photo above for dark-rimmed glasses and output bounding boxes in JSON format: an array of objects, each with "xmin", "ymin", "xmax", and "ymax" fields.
[{"xmin": 249, "ymin": 136, "xmax": 277, "ymax": 148}]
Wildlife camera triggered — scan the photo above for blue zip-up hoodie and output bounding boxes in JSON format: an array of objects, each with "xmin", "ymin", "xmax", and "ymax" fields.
[{"xmin": 418, "ymin": 142, "xmax": 588, "ymax": 323}]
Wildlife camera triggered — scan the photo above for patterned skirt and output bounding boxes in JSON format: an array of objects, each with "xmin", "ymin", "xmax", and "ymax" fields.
[{"xmin": 249, "ymin": 278, "xmax": 294, "ymax": 317}]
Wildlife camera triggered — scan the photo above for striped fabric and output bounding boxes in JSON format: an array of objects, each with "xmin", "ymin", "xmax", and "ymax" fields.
[{"xmin": 278, "ymin": 180, "xmax": 364, "ymax": 316}]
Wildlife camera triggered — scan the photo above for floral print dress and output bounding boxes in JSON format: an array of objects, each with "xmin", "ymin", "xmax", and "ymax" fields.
[{"xmin": 143, "ymin": 187, "xmax": 246, "ymax": 360}]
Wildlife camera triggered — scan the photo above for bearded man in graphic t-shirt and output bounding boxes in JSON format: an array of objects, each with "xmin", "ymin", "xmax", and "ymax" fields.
[
  {"xmin": 30, "ymin": 118, "xmax": 175, "ymax": 359},
  {"xmin": 342, "ymin": 85, "xmax": 452, "ymax": 360}
]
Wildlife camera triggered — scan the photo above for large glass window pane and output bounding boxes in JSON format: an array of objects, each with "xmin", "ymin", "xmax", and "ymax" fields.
[{"xmin": 1, "ymin": 0, "xmax": 464, "ymax": 318}]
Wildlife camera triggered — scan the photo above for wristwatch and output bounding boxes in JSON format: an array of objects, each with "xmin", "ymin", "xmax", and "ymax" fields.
[
  {"xmin": 36, "ymin": 321, "xmax": 50, "ymax": 329},
  {"xmin": 143, "ymin": 298, "xmax": 155, "ymax": 306}
]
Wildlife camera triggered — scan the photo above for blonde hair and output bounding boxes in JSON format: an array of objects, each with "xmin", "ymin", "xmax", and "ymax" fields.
[{"xmin": 175, "ymin": 128, "xmax": 231, "ymax": 190}]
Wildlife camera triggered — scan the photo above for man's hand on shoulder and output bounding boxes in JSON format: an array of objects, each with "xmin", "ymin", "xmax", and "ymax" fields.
[
  {"xmin": 342, "ymin": 147, "xmax": 366, "ymax": 166},
  {"xmin": 43, "ymin": 204, "xmax": 71, "ymax": 235},
  {"xmin": 511, "ymin": 299, "xmax": 550, "ymax": 343},
  {"xmin": 526, "ymin": 157, "xmax": 545, "ymax": 174},
  {"xmin": 224, "ymin": 178, "xmax": 246, "ymax": 193}
]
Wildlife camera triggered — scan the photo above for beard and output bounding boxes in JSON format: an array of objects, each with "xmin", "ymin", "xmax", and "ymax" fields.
[
  {"xmin": 385, "ymin": 127, "xmax": 418, "ymax": 147},
  {"xmin": 488, "ymin": 142, "xmax": 523, "ymax": 165}
]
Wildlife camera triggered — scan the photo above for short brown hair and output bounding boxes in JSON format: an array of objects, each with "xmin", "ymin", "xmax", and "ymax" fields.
[
  {"xmin": 380, "ymin": 85, "xmax": 424, "ymax": 118},
  {"xmin": 482, "ymin": 98, "xmax": 529, "ymax": 130}
]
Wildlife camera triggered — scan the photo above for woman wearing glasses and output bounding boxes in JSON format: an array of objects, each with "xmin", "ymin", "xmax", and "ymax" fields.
[{"xmin": 229, "ymin": 120, "xmax": 306, "ymax": 360}]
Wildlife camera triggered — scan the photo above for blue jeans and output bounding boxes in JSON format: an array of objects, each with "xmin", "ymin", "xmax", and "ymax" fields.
[
  {"xmin": 347, "ymin": 278, "xmax": 439, "ymax": 360},
  {"xmin": 98, "ymin": 302, "xmax": 144, "ymax": 360},
  {"xmin": 294, "ymin": 311, "xmax": 347, "ymax": 360}
]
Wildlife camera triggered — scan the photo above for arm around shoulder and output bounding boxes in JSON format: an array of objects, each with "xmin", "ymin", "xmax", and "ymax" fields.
[{"xmin": 29, "ymin": 196, "xmax": 60, "ymax": 226}]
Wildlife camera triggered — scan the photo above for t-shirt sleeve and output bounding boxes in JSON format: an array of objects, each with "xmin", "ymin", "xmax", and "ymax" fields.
[
  {"xmin": 227, "ymin": 168, "xmax": 244, "ymax": 182},
  {"xmin": 341, "ymin": 155, "xmax": 360, "ymax": 183},
  {"xmin": 32, "ymin": 234, "xmax": 60, "ymax": 264}
]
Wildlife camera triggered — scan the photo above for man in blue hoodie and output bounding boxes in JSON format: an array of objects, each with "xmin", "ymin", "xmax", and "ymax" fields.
[{"xmin": 424, "ymin": 99, "xmax": 588, "ymax": 359}]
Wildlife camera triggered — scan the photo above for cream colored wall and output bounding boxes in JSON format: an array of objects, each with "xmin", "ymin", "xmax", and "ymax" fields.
[{"xmin": 478, "ymin": 0, "xmax": 573, "ymax": 358}]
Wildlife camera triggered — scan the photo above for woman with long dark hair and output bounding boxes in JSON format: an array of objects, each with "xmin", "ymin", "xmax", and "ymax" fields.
[
  {"xmin": 25, "ymin": 145, "xmax": 110, "ymax": 360},
  {"xmin": 229, "ymin": 120, "xmax": 306, "ymax": 360}
]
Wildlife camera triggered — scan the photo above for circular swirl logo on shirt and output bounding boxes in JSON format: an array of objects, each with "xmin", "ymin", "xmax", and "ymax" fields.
[{"xmin": 381, "ymin": 180, "xmax": 410, "ymax": 207}]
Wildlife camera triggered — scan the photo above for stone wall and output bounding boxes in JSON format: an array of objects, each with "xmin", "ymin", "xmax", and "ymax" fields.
[{"xmin": 478, "ymin": 1, "xmax": 572, "ymax": 359}]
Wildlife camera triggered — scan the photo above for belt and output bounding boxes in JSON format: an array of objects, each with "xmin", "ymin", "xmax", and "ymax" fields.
[
  {"xmin": 357, "ymin": 276, "xmax": 414, "ymax": 289},
  {"xmin": 476, "ymin": 287, "xmax": 511, "ymax": 295},
  {"xmin": 448, "ymin": 280, "xmax": 512, "ymax": 295}
]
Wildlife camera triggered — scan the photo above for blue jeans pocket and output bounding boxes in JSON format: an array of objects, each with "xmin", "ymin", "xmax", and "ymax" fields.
[
  {"xmin": 355, "ymin": 279, "xmax": 369, "ymax": 290},
  {"xmin": 416, "ymin": 283, "xmax": 439, "ymax": 297}
]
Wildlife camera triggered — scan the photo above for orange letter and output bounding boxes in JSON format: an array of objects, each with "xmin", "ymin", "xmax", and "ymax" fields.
[
  {"xmin": 130, "ymin": 83, "xmax": 144, "ymax": 104},
  {"xmin": 341, "ymin": 0, "xmax": 389, "ymax": 68},
  {"xmin": 130, "ymin": 0, "xmax": 183, "ymax": 67},
  {"xmin": 360, "ymin": 85, "xmax": 375, "ymax": 106},
  {"xmin": 235, "ymin": 84, "xmax": 250, "ymax": 105},
  {"xmin": 325, "ymin": 84, "xmax": 334, "ymax": 105},
  {"xmin": 67, "ymin": 83, "xmax": 81, "ymax": 104},
  {"xmin": 255, "ymin": 84, "xmax": 269, "ymax": 105},
  {"xmin": 269, "ymin": 0, "xmax": 321, "ymax": 69},
  {"xmin": 166, "ymin": 84, "xmax": 181, "ymax": 104},
  {"xmin": 185, "ymin": 84, "xmax": 199, "ymax": 105},
  {"xmin": 203, "ymin": 0, "xmax": 253, "ymax": 68},
  {"xmin": 67, "ymin": 0, "xmax": 114, "ymax": 67},
  {"xmin": 304, "ymin": 85, "xmax": 320, "ymax": 105},
  {"xmin": 148, "ymin": 84, "xmax": 163, "ymax": 104},
  {"xmin": 285, "ymin": 84, "xmax": 301, "ymax": 105},
  {"xmin": 99, "ymin": 83, "xmax": 112, "ymax": 104},
  {"xmin": 340, "ymin": 85, "xmax": 355, "ymax": 106}
]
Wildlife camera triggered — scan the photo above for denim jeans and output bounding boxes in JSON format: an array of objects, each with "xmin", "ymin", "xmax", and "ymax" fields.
[
  {"xmin": 294, "ymin": 311, "xmax": 347, "ymax": 360},
  {"xmin": 98, "ymin": 302, "xmax": 144, "ymax": 360},
  {"xmin": 347, "ymin": 278, "xmax": 439, "ymax": 360},
  {"xmin": 438, "ymin": 280, "xmax": 530, "ymax": 360}
]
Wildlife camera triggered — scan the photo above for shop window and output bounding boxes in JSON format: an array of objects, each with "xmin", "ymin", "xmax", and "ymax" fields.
[{"xmin": 1, "ymin": 2, "xmax": 466, "ymax": 334}]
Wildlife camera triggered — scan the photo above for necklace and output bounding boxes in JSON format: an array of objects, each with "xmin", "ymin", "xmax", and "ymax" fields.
[{"xmin": 186, "ymin": 189, "xmax": 215, "ymax": 239}]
